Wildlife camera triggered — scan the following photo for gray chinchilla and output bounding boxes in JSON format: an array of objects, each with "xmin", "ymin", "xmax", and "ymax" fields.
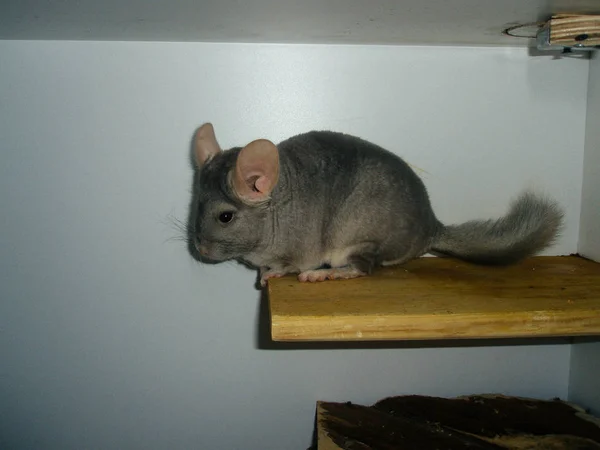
[{"xmin": 188, "ymin": 123, "xmax": 563, "ymax": 287}]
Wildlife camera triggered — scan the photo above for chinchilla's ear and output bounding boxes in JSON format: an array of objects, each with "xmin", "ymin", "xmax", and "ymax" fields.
[
  {"xmin": 232, "ymin": 139, "xmax": 279, "ymax": 203},
  {"xmin": 193, "ymin": 123, "xmax": 222, "ymax": 168}
]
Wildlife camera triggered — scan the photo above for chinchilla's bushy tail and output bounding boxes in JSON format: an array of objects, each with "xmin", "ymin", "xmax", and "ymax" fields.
[{"xmin": 431, "ymin": 192, "xmax": 563, "ymax": 265}]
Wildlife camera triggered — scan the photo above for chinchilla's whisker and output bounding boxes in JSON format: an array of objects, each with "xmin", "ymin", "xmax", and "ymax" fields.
[
  {"xmin": 164, "ymin": 235, "xmax": 188, "ymax": 243},
  {"xmin": 162, "ymin": 214, "xmax": 191, "ymax": 245}
]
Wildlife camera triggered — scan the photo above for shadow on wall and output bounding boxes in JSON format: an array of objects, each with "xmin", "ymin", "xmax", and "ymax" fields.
[{"xmin": 185, "ymin": 130, "xmax": 206, "ymax": 264}]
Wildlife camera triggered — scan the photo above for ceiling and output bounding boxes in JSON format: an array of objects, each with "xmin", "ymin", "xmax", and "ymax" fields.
[{"xmin": 1, "ymin": 0, "xmax": 599, "ymax": 46}]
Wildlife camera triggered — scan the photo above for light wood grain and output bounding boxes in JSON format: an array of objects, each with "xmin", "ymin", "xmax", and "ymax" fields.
[
  {"xmin": 549, "ymin": 14, "xmax": 600, "ymax": 47},
  {"xmin": 316, "ymin": 402, "xmax": 339, "ymax": 450},
  {"xmin": 268, "ymin": 256, "xmax": 600, "ymax": 341}
]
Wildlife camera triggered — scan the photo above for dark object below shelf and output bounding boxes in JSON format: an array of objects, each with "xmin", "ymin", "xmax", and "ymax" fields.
[{"xmin": 316, "ymin": 394, "xmax": 600, "ymax": 449}]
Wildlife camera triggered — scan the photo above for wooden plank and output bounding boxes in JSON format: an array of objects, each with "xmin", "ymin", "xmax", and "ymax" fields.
[
  {"xmin": 268, "ymin": 256, "xmax": 600, "ymax": 342},
  {"xmin": 549, "ymin": 14, "xmax": 600, "ymax": 47}
]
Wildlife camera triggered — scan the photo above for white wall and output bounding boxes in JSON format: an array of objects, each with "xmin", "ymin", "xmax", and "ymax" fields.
[
  {"xmin": 569, "ymin": 49, "xmax": 600, "ymax": 417},
  {"xmin": 0, "ymin": 41, "xmax": 588, "ymax": 450},
  {"xmin": 569, "ymin": 341, "xmax": 600, "ymax": 416},
  {"xmin": 579, "ymin": 51, "xmax": 600, "ymax": 261}
]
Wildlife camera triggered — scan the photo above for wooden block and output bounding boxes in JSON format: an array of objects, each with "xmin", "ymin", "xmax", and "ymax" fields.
[
  {"xmin": 316, "ymin": 394, "xmax": 600, "ymax": 449},
  {"xmin": 268, "ymin": 256, "xmax": 600, "ymax": 341},
  {"xmin": 549, "ymin": 14, "xmax": 600, "ymax": 47}
]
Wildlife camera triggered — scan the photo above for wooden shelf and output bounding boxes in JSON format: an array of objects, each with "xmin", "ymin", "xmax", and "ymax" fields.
[{"xmin": 267, "ymin": 256, "xmax": 600, "ymax": 342}]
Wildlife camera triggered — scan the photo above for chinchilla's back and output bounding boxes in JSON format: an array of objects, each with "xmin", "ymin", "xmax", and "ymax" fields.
[
  {"xmin": 269, "ymin": 131, "xmax": 441, "ymax": 266},
  {"xmin": 270, "ymin": 130, "xmax": 562, "ymax": 268}
]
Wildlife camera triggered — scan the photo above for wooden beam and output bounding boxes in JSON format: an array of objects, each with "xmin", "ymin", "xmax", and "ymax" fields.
[
  {"xmin": 268, "ymin": 256, "xmax": 600, "ymax": 342},
  {"xmin": 549, "ymin": 14, "xmax": 600, "ymax": 47}
]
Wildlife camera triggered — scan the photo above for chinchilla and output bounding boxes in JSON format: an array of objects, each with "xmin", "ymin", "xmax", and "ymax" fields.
[{"xmin": 188, "ymin": 123, "xmax": 563, "ymax": 287}]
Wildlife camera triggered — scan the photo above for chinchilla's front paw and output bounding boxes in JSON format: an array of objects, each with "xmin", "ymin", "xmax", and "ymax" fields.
[{"xmin": 259, "ymin": 267, "xmax": 287, "ymax": 287}]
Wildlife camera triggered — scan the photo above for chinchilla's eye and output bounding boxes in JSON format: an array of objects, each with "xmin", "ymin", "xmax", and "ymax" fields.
[{"xmin": 218, "ymin": 211, "xmax": 234, "ymax": 223}]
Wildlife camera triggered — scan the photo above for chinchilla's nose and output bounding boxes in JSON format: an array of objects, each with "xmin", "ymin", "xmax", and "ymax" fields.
[{"xmin": 194, "ymin": 238, "xmax": 209, "ymax": 257}]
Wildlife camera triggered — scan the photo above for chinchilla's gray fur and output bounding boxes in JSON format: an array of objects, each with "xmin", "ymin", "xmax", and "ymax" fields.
[{"xmin": 189, "ymin": 129, "xmax": 563, "ymax": 285}]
